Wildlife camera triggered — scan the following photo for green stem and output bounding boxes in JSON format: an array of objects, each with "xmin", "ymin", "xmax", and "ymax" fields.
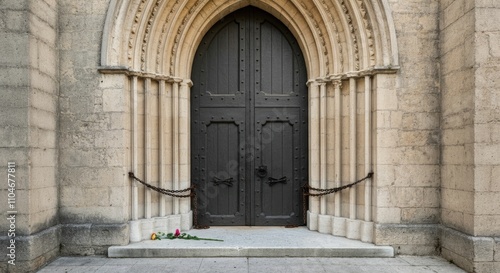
[
  {"xmin": 196, "ymin": 238, "xmax": 224, "ymax": 242},
  {"xmin": 153, "ymin": 232, "xmax": 223, "ymax": 241}
]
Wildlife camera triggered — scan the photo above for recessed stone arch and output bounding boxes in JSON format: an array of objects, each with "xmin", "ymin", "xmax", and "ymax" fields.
[
  {"xmin": 101, "ymin": 0, "xmax": 399, "ymax": 79},
  {"xmin": 99, "ymin": 0, "xmax": 401, "ymax": 243}
]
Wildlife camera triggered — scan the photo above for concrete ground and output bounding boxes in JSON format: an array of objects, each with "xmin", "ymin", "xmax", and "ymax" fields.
[
  {"xmin": 37, "ymin": 256, "xmax": 466, "ymax": 273},
  {"xmin": 37, "ymin": 228, "xmax": 467, "ymax": 272}
]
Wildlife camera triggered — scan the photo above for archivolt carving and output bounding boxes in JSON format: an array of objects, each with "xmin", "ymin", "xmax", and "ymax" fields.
[
  {"xmin": 356, "ymin": 0, "xmax": 375, "ymax": 66},
  {"xmin": 156, "ymin": 0, "xmax": 180, "ymax": 72},
  {"xmin": 128, "ymin": 0, "xmax": 148, "ymax": 65},
  {"xmin": 320, "ymin": 0, "xmax": 344, "ymax": 72},
  {"xmin": 340, "ymin": 0, "xmax": 359, "ymax": 70},
  {"xmin": 170, "ymin": 0, "xmax": 204, "ymax": 75},
  {"xmin": 102, "ymin": 0, "xmax": 399, "ymax": 78},
  {"xmin": 299, "ymin": 2, "xmax": 330, "ymax": 75},
  {"xmin": 141, "ymin": 0, "xmax": 162, "ymax": 71}
]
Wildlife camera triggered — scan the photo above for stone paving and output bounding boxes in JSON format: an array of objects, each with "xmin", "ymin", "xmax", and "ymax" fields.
[
  {"xmin": 35, "ymin": 227, "xmax": 468, "ymax": 272},
  {"xmin": 37, "ymin": 256, "xmax": 466, "ymax": 273}
]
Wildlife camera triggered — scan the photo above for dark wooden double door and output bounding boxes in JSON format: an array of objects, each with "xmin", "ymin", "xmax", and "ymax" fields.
[{"xmin": 191, "ymin": 7, "xmax": 308, "ymax": 226}]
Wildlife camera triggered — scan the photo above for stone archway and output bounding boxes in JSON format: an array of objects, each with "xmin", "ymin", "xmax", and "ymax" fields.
[{"xmin": 99, "ymin": 0, "xmax": 400, "ymax": 243}]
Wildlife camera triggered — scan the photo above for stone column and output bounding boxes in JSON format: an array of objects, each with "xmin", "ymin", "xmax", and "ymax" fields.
[
  {"xmin": 172, "ymin": 80, "xmax": 180, "ymax": 215},
  {"xmin": 144, "ymin": 78, "xmax": 152, "ymax": 220},
  {"xmin": 318, "ymin": 80, "xmax": 332, "ymax": 234},
  {"xmin": 129, "ymin": 75, "xmax": 141, "ymax": 242},
  {"xmin": 164, "ymin": 80, "xmax": 174, "ymax": 216},
  {"xmin": 332, "ymin": 79, "xmax": 345, "ymax": 237},
  {"xmin": 362, "ymin": 75, "xmax": 374, "ymax": 243},
  {"xmin": 154, "ymin": 79, "xmax": 170, "ymax": 233},
  {"xmin": 347, "ymin": 77, "xmax": 361, "ymax": 240},
  {"xmin": 307, "ymin": 80, "xmax": 321, "ymax": 231},
  {"xmin": 165, "ymin": 79, "xmax": 182, "ymax": 231},
  {"xmin": 179, "ymin": 79, "xmax": 193, "ymax": 230},
  {"xmin": 159, "ymin": 80, "xmax": 166, "ymax": 217}
]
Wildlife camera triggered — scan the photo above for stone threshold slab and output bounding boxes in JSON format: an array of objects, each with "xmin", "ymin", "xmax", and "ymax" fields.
[{"xmin": 108, "ymin": 226, "xmax": 394, "ymax": 258}]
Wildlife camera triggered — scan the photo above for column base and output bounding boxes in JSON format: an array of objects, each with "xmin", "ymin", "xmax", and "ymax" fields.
[
  {"xmin": 130, "ymin": 212, "xmax": 194, "ymax": 242},
  {"xmin": 129, "ymin": 220, "xmax": 141, "ymax": 243},
  {"xmin": 346, "ymin": 219, "xmax": 362, "ymax": 240},
  {"xmin": 307, "ymin": 211, "xmax": 319, "ymax": 231},
  {"xmin": 332, "ymin": 216, "xmax": 346, "ymax": 237},
  {"xmin": 318, "ymin": 214, "xmax": 333, "ymax": 234},
  {"xmin": 181, "ymin": 210, "xmax": 193, "ymax": 230},
  {"xmin": 361, "ymin": 221, "xmax": 374, "ymax": 243},
  {"xmin": 140, "ymin": 218, "xmax": 155, "ymax": 241}
]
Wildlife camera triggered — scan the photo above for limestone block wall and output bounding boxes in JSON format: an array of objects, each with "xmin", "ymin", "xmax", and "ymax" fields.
[
  {"xmin": 473, "ymin": 1, "xmax": 500, "ymax": 239},
  {"xmin": 372, "ymin": 0, "xmax": 441, "ymax": 255},
  {"xmin": 440, "ymin": 0, "xmax": 476, "ymax": 238},
  {"xmin": 439, "ymin": 0, "xmax": 500, "ymax": 272},
  {"xmin": 58, "ymin": 0, "xmax": 129, "ymax": 255},
  {"xmin": 0, "ymin": 0, "xmax": 59, "ymax": 272}
]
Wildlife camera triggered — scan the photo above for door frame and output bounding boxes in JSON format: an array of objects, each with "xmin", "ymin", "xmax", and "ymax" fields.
[{"xmin": 190, "ymin": 7, "xmax": 308, "ymax": 226}]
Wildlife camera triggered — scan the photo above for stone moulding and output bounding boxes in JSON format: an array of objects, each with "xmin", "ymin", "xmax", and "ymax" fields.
[
  {"xmin": 98, "ymin": 66, "xmax": 173, "ymax": 81},
  {"xmin": 101, "ymin": 0, "xmax": 400, "ymax": 79},
  {"xmin": 319, "ymin": 0, "xmax": 344, "ymax": 72},
  {"xmin": 97, "ymin": 65, "xmax": 400, "ymax": 80}
]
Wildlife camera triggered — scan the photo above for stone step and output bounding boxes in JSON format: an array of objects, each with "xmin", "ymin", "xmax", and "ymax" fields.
[{"xmin": 108, "ymin": 226, "xmax": 394, "ymax": 258}]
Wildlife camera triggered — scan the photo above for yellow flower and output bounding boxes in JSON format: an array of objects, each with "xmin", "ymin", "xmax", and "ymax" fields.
[{"xmin": 151, "ymin": 233, "xmax": 157, "ymax": 240}]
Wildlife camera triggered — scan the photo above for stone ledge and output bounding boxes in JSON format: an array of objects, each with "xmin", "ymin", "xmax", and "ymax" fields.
[
  {"xmin": 109, "ymin": 246, "xmax": 395, "ymax": 258},
  {"xmin": 60, "ymin": 223, "xmax": 129, "ymax": 256},
  {"xmin": 374, "ymin": 223, "xmax": 439, "ymax": 255},
  {"xmin": 109, "ymin": 226, "xmax": 394, "ymax": 258},
  {"xmin": 440, "ymin": 225, "xmax": 499, "ymax": 273},
  {"xmin": 0, "ymin": 225, "xmax": 60, "ymax": 273}
]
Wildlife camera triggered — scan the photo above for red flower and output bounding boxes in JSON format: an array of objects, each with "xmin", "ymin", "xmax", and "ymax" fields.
[{"xmin": 174, "ymin": 229, "xmax": 181, "ymax": 237}]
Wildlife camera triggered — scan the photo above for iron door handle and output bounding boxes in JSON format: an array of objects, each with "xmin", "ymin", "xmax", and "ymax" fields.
[
  {"xmin": 267, "ymin": 176, "xmax": 288, "ymax": 186},
  {"xmin": 212, "ymin": 177, "xmax": 234, "ymax": 187}
]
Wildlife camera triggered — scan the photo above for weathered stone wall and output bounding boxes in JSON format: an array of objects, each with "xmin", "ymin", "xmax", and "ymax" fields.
[
  {"xmin": 440, "ymin": 0, "xmax": 475, "ymax": 238},
  {"xmin": 58, "ymin": 0, "xmax": 130, "ymax": 255},
  {"xmin": 440, "ymin": 0, "xmax": 500, "ymax": 272},
  {"xmin": 0, "ymin": 0, "xmax": 60, "ymax": 272},
  {"xmin": 473, "ymin": 0, "xmax": 500, "ymax": 239},
  {"xmin": 373, "ymin": 0, "xmax": 441, "ymax": 255}
]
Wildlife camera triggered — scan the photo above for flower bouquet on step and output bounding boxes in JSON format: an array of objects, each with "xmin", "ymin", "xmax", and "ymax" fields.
[{"xmin": 151, "ymin": 229, "xmax": 223, "ymax": 242}]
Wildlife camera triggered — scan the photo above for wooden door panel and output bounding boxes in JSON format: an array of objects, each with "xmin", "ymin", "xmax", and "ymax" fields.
[
  {"xmin": 195, "ymin": 18, "xmax": 246, "ymax": 108},
  {"xmin": 260, "ymin": 21, "xmax": 294, "ymax": 95},
  {"xmin": 196, "ymin": 108, "xmax": 246, "ymax": 225},
  {"xmin": 254, "ymin": 108, "xmax": 302, "ymax": 225}
]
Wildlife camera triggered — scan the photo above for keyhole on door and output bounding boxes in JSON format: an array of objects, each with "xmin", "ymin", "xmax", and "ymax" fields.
[{"xmin": 256, "ymin": 165, "xmax": 268, "ymax": 178}]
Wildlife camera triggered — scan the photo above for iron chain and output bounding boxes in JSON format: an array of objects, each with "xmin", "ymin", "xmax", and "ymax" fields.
[
  {"xmin": 130, "ymin": 171, "xmax": 373, "ymax": 227},
  {"xmin": 301, "ymin": 172, "xmax": 374, "ymax": 224},
  {"xmin": 128, "ymin": 172, "xmax": 208, "ymax": 229}
]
